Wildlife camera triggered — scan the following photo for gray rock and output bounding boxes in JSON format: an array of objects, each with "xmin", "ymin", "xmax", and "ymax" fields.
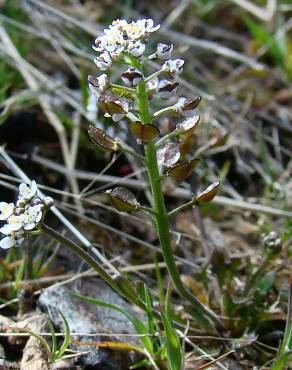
[{"xmin": 37, "ymin": 278, "xmax": 144, "ymax": 369}]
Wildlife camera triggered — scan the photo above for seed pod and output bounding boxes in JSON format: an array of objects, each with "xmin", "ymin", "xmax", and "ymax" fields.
[
  {"xmin": 88, "ymin": 126, "xmax": 120, "ymax": 152},
  {"xmin": 175, "ymin": 97, "xmax": 201, "ymax": 118},
  {"xmin": 99, "ymin": 94, "xmax": 129, "ymax": 122},
  {"xmin": 157, "ymin": 80, "xmax": 179, "ymax": 99},
  {"xmin": 166, "ymin": 158, "xmax": 200, "ymax": 182},
  {"xmin": 156, "ymin": 43, "xmax": 173, "ymax": 60},
  {"xmin": 122, "ymin": 68, "xmax": 143, "ymax": 87},
  {"xmin": 157, "ymin": 142, "xmax": 180, "ymax": 168},
  {"xmin": 88, "ymin": 74, "xmax": 108, "ymax": 98},
  {"xmin": 176, "ymin": 115, "xmax": 200, "ymax": 138},
  {"xmin": 129, "ymin": 122, "xmax": 160, "ymax": 144},
  {"xmin": 106, "ymin": 187, "xmax": 140, "ymax": 212},
  {"xmin": 194, "ymin": 182, "xmax": 220, "ymax": 205}
]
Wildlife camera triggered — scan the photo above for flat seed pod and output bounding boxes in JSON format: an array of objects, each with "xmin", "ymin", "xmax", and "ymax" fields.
[
  {"xmin": 157, "ymin": 142, "xmax": 180, "ymax": 168},
  {"xmin": 176, "ymin": 115, "xmax": 200, "ymax": 137},
  {"xmin": 106, "ymin": 187, "xmax": 140, "ymax": 212},
  {"xmin": 167, "ymin": 158, "xmax": 200, "ymax": 182},
  {"xmin": 183, "ymin": 97, "xmax": 201, "ymax": 111},
  {"xmin": 88, "ymin": 126, "xmax": 119, "ymax": 152},
  {"xmin": 194, "ymin": 182, "xmax": 220, "ymax": 205},
  {"xmin": 129, "ymin": 122, "xmax": 160, "ymax": 144}
]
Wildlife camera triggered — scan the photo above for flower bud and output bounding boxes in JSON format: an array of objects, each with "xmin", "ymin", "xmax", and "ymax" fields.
[
  {"xmin": 31, "ymin": 197, "xmax": 43, "ymax": 206},
  {"xmin": 16, "ymin": 199, "xmax": 27, "ymax": 208},
  {"xmin": 99, "ymin": 94, "xmax": 129, "ymax": 122},
  {"xmin": 94, "ymin": 52, "xmax": 112, "ymax": 71},
  {"xmin": 14, "ymin": 207, "xmax": 25, "ymax": 216},
  {"xmin": 175, "ymin": 97, "xmax": 201, "ymax": 118},
  {"xmin": 88, "ymin": 74, "xmax": 108, "ymax": 99},
  {"xmin": 157, "ymin": 80, "xmax": 179, "ymax": 99},
  {"xmin": 162, "ymin": 59, "xmax": 184, "ymax": 77},
  {"xmin": 43, "ymin": 197, "xmax": 54, "ymax": 207},
  {"xmin": 122, "ymin": 68, "xmax": 143, "ymax": 87},
  {"xmin": 156, "ymin": 43, "xmax": 173, "ymax": 60}
]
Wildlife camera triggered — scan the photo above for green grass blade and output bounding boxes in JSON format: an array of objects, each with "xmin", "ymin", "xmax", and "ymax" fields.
[
  {"xmin": 55, "ymin": 311, "xmax": 71, "ymax": 360},
  {"xmin": 72, "ymin": 292, "xmax": 154, "ymax": 354}
]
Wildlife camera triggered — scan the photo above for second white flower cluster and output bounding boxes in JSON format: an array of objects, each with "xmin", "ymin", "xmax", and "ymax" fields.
[{"xmin": 0, "ymin": 181, "xmax": 53, "ymax": 249}]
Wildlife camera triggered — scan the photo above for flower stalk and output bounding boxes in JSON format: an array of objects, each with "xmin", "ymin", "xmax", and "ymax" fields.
[{"xmin": 136, "ymin": 75, "xmax": 222, "ymax": 329}]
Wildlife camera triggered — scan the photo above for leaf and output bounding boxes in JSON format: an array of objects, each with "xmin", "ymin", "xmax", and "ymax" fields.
[
  {"xmin": 244, "ymin": 16, "xmax": 285, "ymax": 67},
  {"xmin": 56, "ymin": 311, "xmax": 71, "ymax": 360},
  {"xmin": 161, "ymin": 312, "xmax": 183, "ymax": 370},
  {"xmin": 71, "ymin": 292, "xmax": 154, "ymax": 355}
]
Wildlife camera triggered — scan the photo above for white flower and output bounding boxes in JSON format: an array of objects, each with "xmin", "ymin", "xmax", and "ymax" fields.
[
  {"xmin": 0, "ymin": 202, "xmax": 15, "ymax": 221},
  {"xmin": 0, "ymin": 215, "xmax": 23, "ymax": 235},
  {"xmin": 156, "ymin": 43, "xmax": 173, "ymax": 60},
  {"xmin": 88, "ymin": 74, "xmax": 108, "ymax": 99},
  {"xmin": 18, "ymin": 180, "xmax": 37, "ymax": 201},
  {"xmin": 162, "ymin": 59, "xmax": 184, "ymax": 77},
  {"xmin": 0, "ymin": 234, "xmax": 24, "ymax": 249},
  {"xmin": 93, "ymin": 19, "xmax": 159, "ymax": 57},
  {"xmin": 94, "ymin": 52, "xmax": 112, "ymax": 71},
  {"xmin": 21, "ymin": 204, "xmax": 44, "ymax": 231},
  {"xmin": 128, "ymin": 40, "xmax": 145, "ymax": 57}
]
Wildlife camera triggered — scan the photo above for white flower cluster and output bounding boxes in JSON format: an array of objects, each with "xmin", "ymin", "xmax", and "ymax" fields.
[
  {"xmin": 0, "ymin": 181, "xmax": 53, "ymax": 249},
  {"xmin": 93, "ymin": 19, "xmax": 160, "ymax": 60},
  {"xmin": 89, "ymin": 18, "xmax": 190, "ymax": 124}
]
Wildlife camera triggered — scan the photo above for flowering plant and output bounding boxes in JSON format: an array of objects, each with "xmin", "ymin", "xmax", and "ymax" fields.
[
  {"xmin": 88, "ymin": 18, "xmax": 221, "ymax": 329},
  {"xmin": 0, "ymin": 18, "xmax": 221, "ymax": 331},
  {"xmin": 0, "ymin": 181, "xmax": 53, "ymax": 249}
]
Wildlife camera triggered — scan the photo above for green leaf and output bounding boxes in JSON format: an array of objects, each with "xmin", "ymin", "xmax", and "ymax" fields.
[
  {"xmin": 159, "ymin": 286, "xmax": 183, "ymax": 370},
  {"xmin": 72, "ymin": 292, "xmax": 154, "ymax": 355},
  {"xmin": 161, "ymin": 311, "xmax": 183, "ymax": 370},
  {"xmin": 49, "ymin": 322, "xmax": 57, "ymax": 360},
  {"xmin": 244, "ymin": 16, "xmax": 285, "ymax": 67},
  {"xmin": 56, "ymin": 311, "xmax": 71, "ymax": 361}
]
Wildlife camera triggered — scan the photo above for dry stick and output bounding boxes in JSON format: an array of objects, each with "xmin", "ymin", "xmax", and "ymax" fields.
[
  {"xmin": 0, "ymin": 146, "xmax": 120, "ymax": 276},
  {"xmin": 159, "ymin": 28, "xmax": 265, "ymax": 71},
  {"xmin": 230, "ymin": 0, "xmax": 276, "ymax": 22},
  {"xmin": 31, "ymin": 153, "xmax": 292, "ymax": 218},
  {"xmin": 0, "ymin": 23, "xmax": 82, "ymax": 211},
  {"xmin": 0, "ymin": 262, "xmax": 181, "ymax": 290}
]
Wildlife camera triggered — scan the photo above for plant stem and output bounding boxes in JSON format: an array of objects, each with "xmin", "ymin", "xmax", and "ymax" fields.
[
  {"xmin": 168, "ymin": 200, "xmax": 195, "ymax": 218},
  {"xmin": 136, "ymin": 76, "xmax": 222, "ymax": 329},
  {"xmin": 41, "ymin": 224, "xmax": 140, "ymax": 307}
]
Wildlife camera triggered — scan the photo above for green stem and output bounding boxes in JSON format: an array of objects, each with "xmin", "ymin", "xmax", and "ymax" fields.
[
  {"xmin": 41, "ymin": 224, "xmax": 140, "ymax": 307},
  {"xmin": 136, "ymin": 76, "xmax": 222, "ymax": 329},
  {"xmin": 168, "ymin": 200, "xmax": 196, "ymax": 219}
]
